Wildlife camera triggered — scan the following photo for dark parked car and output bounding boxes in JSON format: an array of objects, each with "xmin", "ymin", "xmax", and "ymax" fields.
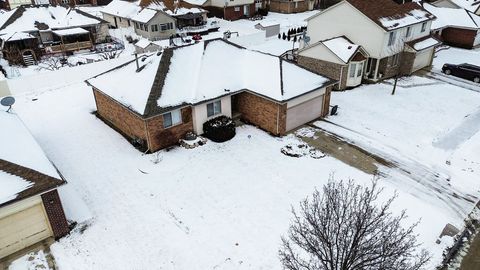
[{"xmin": 442, "ymin": 63, "xmax": 480, "ymax": 83}]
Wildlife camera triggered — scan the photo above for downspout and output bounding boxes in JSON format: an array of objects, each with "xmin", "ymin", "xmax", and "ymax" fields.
[{"xmin": 276, "ymin": 105, "xmax": 280, "ymax": 135}]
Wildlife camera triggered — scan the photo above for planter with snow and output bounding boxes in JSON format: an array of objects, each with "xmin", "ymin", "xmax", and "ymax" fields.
[{"xmin": 203, "ymin": 116, "xmax": 236, "ymax": 143}]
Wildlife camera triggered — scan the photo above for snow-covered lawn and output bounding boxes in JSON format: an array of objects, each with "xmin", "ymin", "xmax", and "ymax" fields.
[{"xmin": 433, "ymin": 47, "xmax": 480, "ymax": 70}]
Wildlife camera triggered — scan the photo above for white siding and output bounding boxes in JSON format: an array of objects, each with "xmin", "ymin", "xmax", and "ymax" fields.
[
  {"xmin": 192, "ymin": 96, "xmax": 232, "ymax": 135},
  {"xmin": 210, "ymin": 0, "xmax": 254, "ymax": 7}
]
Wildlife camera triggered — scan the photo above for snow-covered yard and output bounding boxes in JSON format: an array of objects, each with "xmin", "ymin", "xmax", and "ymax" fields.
[{"xmin": 2, "ymin": 64, "xmax": 476, "ymax": 269}]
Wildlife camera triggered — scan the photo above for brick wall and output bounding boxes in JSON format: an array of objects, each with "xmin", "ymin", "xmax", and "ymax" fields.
[
  {"xmin": 41, "ymin": 190, "xmax": 69, "ymax": 239},
  {"xmin": 378, "ymin": 54, "xmax": 401, "ymax": 79},
  {"xmin": 235, "ymin": 92, "xmax": 287, "ymax": 135},
  {"xmin": 400, "ymin": 51, "xmax": 416, "ymax": 75},
  {"xmin": 93, "ymin": 89, "xmax": 148, "ymax": 145},
  {"xmin": 224, "ymin": 4, "xmax": 255, "ymax": 20},
  {"xmin": 269, "ymin": 0, "xmax": 309, "ymax": 13},
  {"xmin": 297, "ymin": 55, "xmax": 347, "ymax": 90},
  {"xmin": 145, "ymin": 107, "xmax": 194, "ymax": 152},
  {"xmin": 441, "ymin": 27, "xmax": 476, "ymax": 49},
  {"xmin": 322, "ymin": 86, "xmax": 332, "ymax": 117}
]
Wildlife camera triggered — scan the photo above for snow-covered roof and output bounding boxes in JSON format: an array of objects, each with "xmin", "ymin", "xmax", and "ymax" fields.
[
  {"xmin": 88, "ymin": 39, "xmax": 335, "ymax": 116},
  {"xmin": 53, "ymin": 27, "xmax": 90, "ymax": 36},
  {"xmin": 424, "ymin": 3, "xmax": 480, "ymax": 30},
  {"xmin": 0, "ymin": 110, "xmax": 65, "ymax": 206},
  {"xmin": 0, "ymin": 5, "xmax": 105, "ymax": 36},
  {"xmin": 407, "ymin": 36, "xmax": 441, "ymax": 51},
  {"xmin": 255, "ymin": 21, "xmax": 280, "ymax": 28},
  {"xmin": 450, "ymin": 0, "xmax": 480, "ymax": 12},
  {"xmin": 135, "ymin": 38, "xmax": 152, "ymax": 49},
  {"xmin": 182, "ymin": 0, "xmax": 208, "ymax": 6},
  {"xmin": 1, "ymin": 31, "xmax": 36, "ymax": 41},
  {"xmin": 103, "ymin": 0, "xmax": 205, "ymax": 23},
  {"xmin": 322, "ymin": 36, "xmax": 361, "ymax": 63},
  {"xmin": 344, "ymin": 0, "xmax": 435, "ymax": 31}
]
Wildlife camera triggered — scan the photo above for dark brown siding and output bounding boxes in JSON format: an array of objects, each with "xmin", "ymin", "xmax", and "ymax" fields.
[
  {"xmin": 441, "ymin": 27, "xmax": 476, "ymax": 49},
  {"xmin": 42, "ymin": 190, "xmax": 69, "ymax": 239},
  {"xmin": 269, "ymin": 0, "xmax": 309, "ymax": 13}
]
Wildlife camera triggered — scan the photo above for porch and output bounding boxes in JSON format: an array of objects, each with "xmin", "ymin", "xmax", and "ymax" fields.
[{"xmin": 47, "ymin": 28, "xmax": 93, "ymax": 54}]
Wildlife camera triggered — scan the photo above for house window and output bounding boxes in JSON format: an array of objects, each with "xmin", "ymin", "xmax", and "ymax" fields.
[
  {"xmin": 388, "ymin": 31, "xmax": 396, "ymax": 46},
  {"xmin": 128, "ymin": 20, "xmax": 131, "ymax": 27},
  {"xmin": 349, "ymin": 63, "xmax": 357, "ymax": 78},
  {"xmin": 406, "ymin": 26, "xmax": 411, "ymax": 38},
  {"xmin": 421, "ymin": 22, "xmax": 427, "ymax": 32},
  {"xmin": 207, "ymin": 100, "xmax": 222, "ymax": 117},
  {"xmin": 163, "ymin": 109, "xmax": 182, "ymax": 128},
  {"xmin": 151, "ymin": 24, "xmax": 158, "ymax": 32},
  {"xmin": 119, "ymin": 17, "xmax": 122, "ymax": 22},
  {"xmin": 135, "ymin": 22, "xmax": 139, "ymax": 29},
  {"xmin": 357, "ymin": 62, "xmax": 363, "ymax": 77},
  {"xmin": 169, "ymin": 22, "xmax": 174, "ymax": 29},
  {"xmin": 391, "ymin": 54, "xmax": 400, "ymax": 66},
  {"xmin": 234, "ymin": 7, "xmax": 240, "ymax": 11}
]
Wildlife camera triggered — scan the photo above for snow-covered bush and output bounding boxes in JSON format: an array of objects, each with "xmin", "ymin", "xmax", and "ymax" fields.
[{"xmin": 202, "ymin": 116, "xmax": 235, "ymax": 143}]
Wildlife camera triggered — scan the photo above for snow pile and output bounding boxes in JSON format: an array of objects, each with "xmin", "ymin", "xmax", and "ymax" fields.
[
  {"xmin": 424, "ymin": 3, "xmax": 480, "ymax": 29},
  {"xmin": 0, "ymin": 6, "xmax": 102, "ymax": 35},
  {"xmin": 322, "ymin": 37, "xmax": 360, "ymax": 63},
  {"xmin": 0, "ymin": 171, "xmax": 32, "ymax": 205},
  {"xmin": 8, "ymin": 250, "xmax": 51, "ymax": 270},
  {"xmin": 281, "ymin": 142, "xmax": 326, "ymax": 159},
  {"xmin": 0, "ymin": 111, "xmax": 60, "ymax": 179}
]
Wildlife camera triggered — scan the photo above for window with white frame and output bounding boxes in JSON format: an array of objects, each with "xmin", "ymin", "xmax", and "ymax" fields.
[
  {"xmin": 151, "ymin": 24, "xmax": 158, "ymax": 32},
  {"xmin": 357, "ymin": 62, "xmax": 363, "ymax": 77},
  {"xmin": 207, "ymin": 100, "xmax": 221, "ymax": 117},
  {"xmin": 421, "ymin": 22, "xmax": 427, "ymax": 32},
  {"xmin": 388, "ymin": 31, "xmax": 396, "ymax": 46},
  {"xmin": 391, "ymin": 54, "xmax": 400, "ymax": 66},
  {"xmin": 234, "ymin": 7, "xmax": 240, "ymax": 11},
  {"xmin": 406, "ymin": 26, "xmax": 411, "ymax": 38},
  {"xmin": 349, "ymin": 63, "xmax": 357, "ymax": 78},
  {"xmin": 163, "ymin": 109, "xmax": 182, "ymax": 128}
]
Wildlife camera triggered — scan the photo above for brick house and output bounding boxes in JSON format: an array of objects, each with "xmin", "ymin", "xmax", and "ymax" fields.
[
  {"xmin": 303, "ymin": 0, "xmax": 439, "ymax": 82},
  {"xmin": 424, "ymin": 3, "xmax": 480, "ymax": 49},
  {"xmin": 0, "ymin": 5, "xmax": 109, "ymax": 66},
  {"xmin": 268, "ymin": 0, "xmax": 316, "ymax": 14},
  {"xmin": 0, "ymin": 111, "xmax": 69, "ymax": 259},
  {"xmin": 298, "ymin": 36, "xmax": 369, "ymax": 90},
  {"xmin": 0, "ymin": 0, "xmax": 33, "ymax": 10},
  {"xmin": 87, "ymin": 39, "xmax": 336, "ymax": 152}
]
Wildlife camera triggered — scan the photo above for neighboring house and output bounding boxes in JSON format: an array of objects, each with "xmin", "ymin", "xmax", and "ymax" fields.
[
  {"xmin": 0, "ymin": 5, "xmax": 109, "ymax": 66},
  {"xmin": 102, "ymin": 0, "xmax": 207, "ymax": 40},
  {"xmin": 268, "ymin": 0, "xmax": 316, "ymax": 14},
  {"xmin": 431, "ymin": 0, "xmax": 462, "ymax": 9},
  {"xmin": 183, "ymin": 0, "xmax": 255, "ymax": 20},
  {"xmin": 437, "ymin": 0, "xmax": 480, "ymax": 15},
  {"xmin": 303, "ymin": 0, "xmax": 438, "ymax": 82},
  {"xmin": 134, "ymin": 38, "xmax": 161, "ymax": 53},
  {"xmin": 0, "ymin": 110, "xmax": 69, "ymax": 260},
  {"xmin": 424, "ymin": 3, "xmax": 480, "ymax": 49},
  {"xmin": 254, "ymin": 21, "xmax": 280, "ymax": 37},
  {"xmin": 48, "ymin": 0, "xmax": 99, "ymax": 7},
  {"xmin": 0, "ymin": 0, "xmax": 33, "ymax": 10},
  {"xmin": 298, "ymin": 36, "xmax": 369, "ymax": 90},
  {"xmin": 87, "ymin": 39, "xmax": 336, "ymax": 152}
]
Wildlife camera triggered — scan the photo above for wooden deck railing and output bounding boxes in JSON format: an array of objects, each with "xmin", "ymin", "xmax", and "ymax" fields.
[{"xmin": 50, "ymin": 41, "xmax": 92, "ymax": 53}]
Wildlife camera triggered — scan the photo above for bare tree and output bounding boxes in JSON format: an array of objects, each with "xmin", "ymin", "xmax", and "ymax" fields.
[
  {"xmin": 36, "ymin": 56, "xmax": 64, "ymax": 71},
  {"xmin": 100, "ymin": 50, "xmax": 122, "ymax": 60},
  {"xmin": 279, "ymin": 179, "xmax": 430, "ymax": 270}
]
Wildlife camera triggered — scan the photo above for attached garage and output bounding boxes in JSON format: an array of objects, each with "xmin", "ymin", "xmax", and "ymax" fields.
[
  {"xmin": 286, "ymin": 90, "xmax": 325, "ymax": 131},
  {"xmin": 412, "ymin": 48, "xmax": 434, "ymax": 72},
  {"xmin": 0, "ymin": 197, "xmax": 53, "ymax": 258}
]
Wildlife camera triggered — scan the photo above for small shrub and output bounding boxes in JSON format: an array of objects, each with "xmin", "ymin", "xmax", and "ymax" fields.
[
  {"xmin": 203, "ymin": 115, "xmax": 236, "ymax": 143},
  {"xmin": 282, "ymin": 33, "xmax": 287, "ymax": 40},
  {"xmin": 278, "ymin": 33, "xmax": 281, "ymax": 39}
]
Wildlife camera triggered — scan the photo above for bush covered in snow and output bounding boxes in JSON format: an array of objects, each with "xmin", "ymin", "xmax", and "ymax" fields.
[{"xmin": 203, "ymin": 116, "xmax": 236, "ymax": 142}]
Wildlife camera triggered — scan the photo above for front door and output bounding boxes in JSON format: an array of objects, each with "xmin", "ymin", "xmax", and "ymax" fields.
[
  {"xmin": 244, "ymin": 5, "xmax": 250, "ymax": 17},
  {"xmin": 346, "ymin": 61, "xmax": 364, "ymax": 87}
]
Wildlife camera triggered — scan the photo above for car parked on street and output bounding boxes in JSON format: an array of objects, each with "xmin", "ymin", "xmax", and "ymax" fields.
[{"xmin": 442, "ymin": 63, "xmax": 480, "ymax": 83}]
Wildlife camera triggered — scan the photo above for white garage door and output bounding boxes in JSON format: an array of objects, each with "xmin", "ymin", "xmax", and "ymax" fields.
[
  {"xmin": 412, "ymin": 48, "xmax": 434, "ymax": 72},
  {"xmin": 286, "ymin": 95, "xmax": 324, "ymax": 131},
  {"xmin": 0, "ymin": 202, "xmax": 52, "ymax": 259}
]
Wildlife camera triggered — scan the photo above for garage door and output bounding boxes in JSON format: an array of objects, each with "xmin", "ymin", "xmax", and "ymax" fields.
[
  {"xmin": 412, "ymin": 48, "xmax": 433, "ymax": 72},
  {"xmin": 0, "ymin": 202, "xmax": 52, "ymax": 259},
  {"xmin": 286, "ymin": 95, "xmax": 323, "ymax": 131}
]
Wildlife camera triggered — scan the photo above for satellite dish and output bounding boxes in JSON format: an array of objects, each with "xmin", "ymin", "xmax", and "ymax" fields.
[{"xmin": 1, "ymin": 96, "xmax": 15, "ymax": 112}]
